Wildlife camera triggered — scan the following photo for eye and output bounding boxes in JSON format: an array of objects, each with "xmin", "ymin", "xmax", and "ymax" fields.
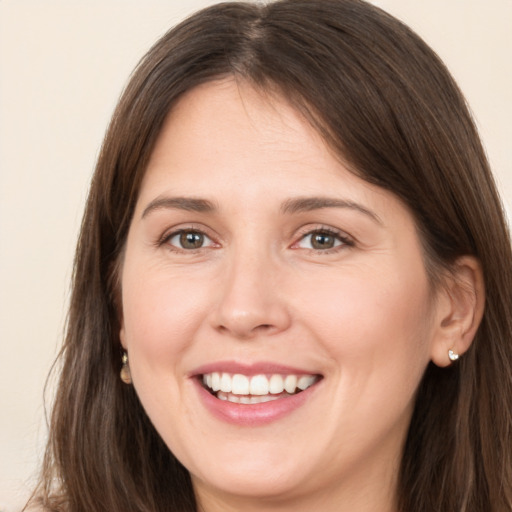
[
  {"xmin": 296, "ymin": 229, "xmax": 352, "ymax": 251},
  {"xmin": 165, "ymin": 230, "xmax": 214, "ymax": 250}
]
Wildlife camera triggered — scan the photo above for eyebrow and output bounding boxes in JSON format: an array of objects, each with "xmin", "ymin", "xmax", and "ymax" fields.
[
  {"xmin": 141, "ymin": 196, "xmax": 217, "ymax": 218},
  {"xmin": 281, "ymin": 196, "xmax": 382, "ymax": 224},
  {"xmin": 141, "ymin": 195, "xmax": 381, "ymax": 224}
]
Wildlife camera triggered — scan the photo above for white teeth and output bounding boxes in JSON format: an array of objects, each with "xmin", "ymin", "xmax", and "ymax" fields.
[
  {"xmin": 248, "ymin": 394, "xmax": 281, "ymax": 404},
  {"xmin": 201, "ymin": 371, "xmax": 318, "ymax": 399},
  {"xmin": 297, "ymin": 375, "xmax": 316, "ymax": 390},
  {"xmin": 269, "ymin": 374, "xmax": 285, "ymax": 394},
  {"xmin": 220, "ymin": 373, "xmax": 231, "ymax": 392},
  {"xmin": 284, "ymin": 375, "xmax": 298, "ymax": 394},
  {"xmin": 232, "ymin": 374, "xmax": 250, "ymax": 395},
  {"xmin": 225, "ymin": 393, "xmax": 240, "ymax": 403},
  {"xmin": 211, "ymin": 372, "xmax": 221, "ymax": 392},
  {"xmin": 218, "ymin": 391, "xmax": 283, "ymax": 404},
  {"xmin": 250, "ymin": 374, "xmax": 269, "ymax": 395}
]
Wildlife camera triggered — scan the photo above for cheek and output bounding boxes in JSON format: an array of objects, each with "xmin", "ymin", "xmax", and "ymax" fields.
[
  {"xmin": 120, "ymin": 263, "xmax": 210, "ymax": 368},
  {"xmin": 297, "ymin": 266, "xmax": 434, "ymax": 448},
  {"xmin": 298, "ymin": 263, "xmax": 434, "ymax": 377},
  {"xmin": 119, "ymin": 265, "xmax": 212, "ymax": 434}
]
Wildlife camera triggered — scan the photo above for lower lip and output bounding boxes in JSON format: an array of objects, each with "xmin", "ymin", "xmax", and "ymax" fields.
[{"xmin": 193, "ymin": 378, "xmax": 320, "ymax": 426}]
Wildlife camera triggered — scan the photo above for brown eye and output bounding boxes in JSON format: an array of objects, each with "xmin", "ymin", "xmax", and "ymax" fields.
[
  {"xmin": 166, "ymin": 230, "xmax": 213, "ymax": 250},
  {"xmin": 179, "ymin": 231, "xmax": 205, "ymax": 249},
  {"xmin": 311, "ymin": 232, "xmax": 336, "ymax": 249},
  {"xmin": 297, "ymin": 229, "xmax": 349, "ymax": 251}
]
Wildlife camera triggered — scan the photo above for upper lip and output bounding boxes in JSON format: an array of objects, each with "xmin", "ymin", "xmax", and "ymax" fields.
[{"xmin": 190, "ymin": 360, "xmax": 321, "ymax": 378}]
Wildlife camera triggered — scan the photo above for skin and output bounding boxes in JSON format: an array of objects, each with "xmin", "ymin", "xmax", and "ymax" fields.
[{"xmin": 119, "ymin": 78, "xmax": 479, "ymax": 512}]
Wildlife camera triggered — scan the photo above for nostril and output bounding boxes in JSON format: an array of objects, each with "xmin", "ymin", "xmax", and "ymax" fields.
[
  {"xmin": 216, "ymin": 321, "xmax": 278, "ymax": 339},
  {"xmin": 211, "ymin": 298, "xmax": 292, "ymax": 339}
]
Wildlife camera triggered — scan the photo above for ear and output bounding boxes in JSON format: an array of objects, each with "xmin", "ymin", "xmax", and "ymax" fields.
[{"xmin": 430, "ymin": 256, "xmax": 485, "ymax": 367}]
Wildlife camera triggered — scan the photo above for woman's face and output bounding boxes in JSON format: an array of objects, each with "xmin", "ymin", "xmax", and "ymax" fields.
[{"xmin": 120, "ymin": 79, "xmax": 443, "ymax": 509}]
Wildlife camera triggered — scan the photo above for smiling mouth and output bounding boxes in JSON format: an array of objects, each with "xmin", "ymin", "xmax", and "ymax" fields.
[{"xmin": 201, "ymin": 372, "xmax": 321, "ymax": 404}]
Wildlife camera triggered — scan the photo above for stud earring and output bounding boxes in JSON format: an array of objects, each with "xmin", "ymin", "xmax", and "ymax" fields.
[
  {"xmin": 120, "ymin": 352, "xmax": 132, "ymax": 384},
  {"xmin": 448, "ymin": 349, "xmax": 459, "ymax": 362}
]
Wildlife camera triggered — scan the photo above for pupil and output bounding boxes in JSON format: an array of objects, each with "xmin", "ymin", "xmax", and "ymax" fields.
[
  {"xmin": 180, "ymin": 231, "xmax": 204, "ymax": 249},
  {"xmin": 312, "ymin": 233, "xmax": 334, "ymax": 249}
]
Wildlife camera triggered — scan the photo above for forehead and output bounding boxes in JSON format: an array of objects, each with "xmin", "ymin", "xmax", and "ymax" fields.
[
  {"xmin": 140, "ymin": 78, "xmax": 379, "ymax": 203},
  {"xmin": 149, "ymin": 79, "xmax": 330, "ymax": 168}
]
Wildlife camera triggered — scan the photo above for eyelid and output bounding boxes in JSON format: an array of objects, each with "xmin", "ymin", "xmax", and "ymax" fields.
[
  {"xmin": 291, "ymin": 225, "xmax": 355, "ymax": 251},
  {"xmin": 168, "ymin": 230, "xmax": 215, "ymax": 249},
  {"xmin": 157, "ymin": 224, "xmax": 219, "ymax": 250}
]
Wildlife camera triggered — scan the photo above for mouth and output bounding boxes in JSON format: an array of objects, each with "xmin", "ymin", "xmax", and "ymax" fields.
[{"xmin": 201, "ymin": 372, "xmax": 321, "ymax": 404}]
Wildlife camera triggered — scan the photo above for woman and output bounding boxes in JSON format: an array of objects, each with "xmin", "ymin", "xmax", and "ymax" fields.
[{"xmin": 29, "ymin": 0, "xmax": 512, "ymax": 511}]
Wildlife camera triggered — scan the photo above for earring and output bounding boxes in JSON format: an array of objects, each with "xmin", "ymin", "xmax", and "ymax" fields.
[
  {"xmin": 448, "ymin": 349, "xmax": 459, "ymax": 362},
  {"xmin": 120, "ymin": 352, "xmax": 132, "ymax": 384}
]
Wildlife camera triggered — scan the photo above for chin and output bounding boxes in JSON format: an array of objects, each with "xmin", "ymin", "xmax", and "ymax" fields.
[
  {"xmin": 173, "ymin": 436, "xmax": 317, "ymax": 500},
  {"xmin": 191, "ymin": 464, "xmax": 310, "ymax": 502}
]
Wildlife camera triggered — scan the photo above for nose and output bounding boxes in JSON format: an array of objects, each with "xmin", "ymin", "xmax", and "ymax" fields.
[{"xmin": 210, "ymin": 249, "xmax": 291, "ymax": 340}]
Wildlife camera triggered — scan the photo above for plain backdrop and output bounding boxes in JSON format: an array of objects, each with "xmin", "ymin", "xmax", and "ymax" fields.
[{"xmin": 0, "ymin": 1, "xmax": 511, "ymax": 510}]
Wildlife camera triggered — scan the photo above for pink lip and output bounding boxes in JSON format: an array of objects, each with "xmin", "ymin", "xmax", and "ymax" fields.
[
  {"xmin": 190, "ymin": 361, "xmax": 322, "ymax": 426},
  {"xmin": 190, "ymin": 360, "xmax": 318, "ymax": 377}
]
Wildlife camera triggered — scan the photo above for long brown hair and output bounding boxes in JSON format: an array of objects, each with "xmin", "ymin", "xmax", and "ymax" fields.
[{"xmin": 30, "ymin": 1, "xmax": 512, "ymax": 510}]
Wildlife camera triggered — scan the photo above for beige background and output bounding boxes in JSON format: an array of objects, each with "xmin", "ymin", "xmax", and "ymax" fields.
[{"xmin": 0, "ymin": 1, "xmax": 510, "ymax": 510}]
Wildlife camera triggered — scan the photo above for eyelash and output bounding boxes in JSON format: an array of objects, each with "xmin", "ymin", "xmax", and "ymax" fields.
[
  {"xmin": 158, "ymin": 227, "xmax": 217, "ymax": 253},
  {"xmin": 293, "ymin": 226, "xmax": 354, "ymax": 254},
  {"xmin": 158, "ymin": 225, "xmax": 354, "ymax": 254}
]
